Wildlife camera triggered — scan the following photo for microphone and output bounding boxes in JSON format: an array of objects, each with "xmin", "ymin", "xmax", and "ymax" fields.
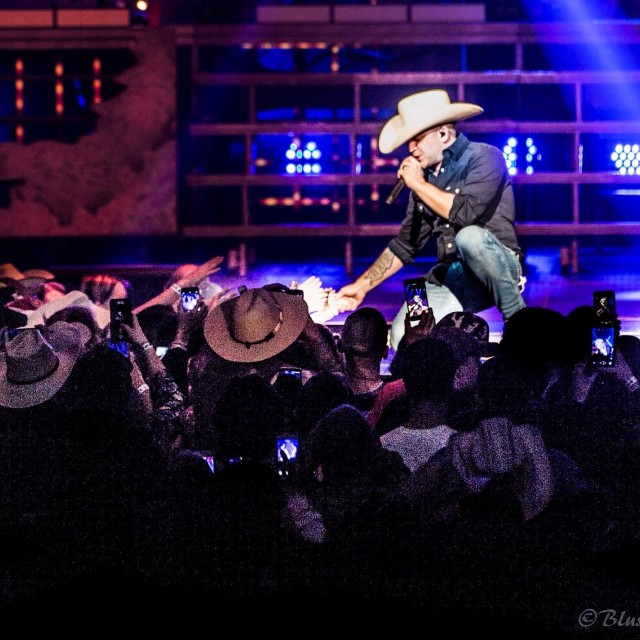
[{"xmin": 385, "ymin": 177, "xmax": 405, "ymax": 205}]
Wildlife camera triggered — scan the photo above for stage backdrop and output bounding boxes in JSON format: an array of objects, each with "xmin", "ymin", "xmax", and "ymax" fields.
[{"xmin": 0, "ymin": 29, "xmax": 176, "ymax": 236}]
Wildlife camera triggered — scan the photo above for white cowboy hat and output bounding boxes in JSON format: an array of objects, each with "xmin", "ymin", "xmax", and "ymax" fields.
[
  {"xmin": 378, "ymin": 89, "xmax": 483, "ymax": 154},
  {"xmin": 25, "ymin": 290, "xmax": 111, "ymax": 329}
]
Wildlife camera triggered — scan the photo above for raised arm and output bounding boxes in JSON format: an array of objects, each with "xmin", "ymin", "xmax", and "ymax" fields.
[
  {"xmin": 120, "ymin": 315, "xmax": 191, "ymax": 453},
  {"xmin": 133, "ymin": 255, "xmax": 224, "ymax": 314}
]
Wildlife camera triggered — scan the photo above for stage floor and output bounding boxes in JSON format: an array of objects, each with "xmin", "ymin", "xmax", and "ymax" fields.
[{"xmin": 209, "ymin": 245, "xmax": 640, "ymax": 342}]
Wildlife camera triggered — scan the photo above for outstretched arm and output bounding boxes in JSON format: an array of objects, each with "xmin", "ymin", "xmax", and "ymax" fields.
[
  {"xmin": 133, "ymin": 255, "xmax": 224, "ymax": 314},
  {"xmin": 335, "ymin": 247, "xmax": 404, "ymax": 312}
]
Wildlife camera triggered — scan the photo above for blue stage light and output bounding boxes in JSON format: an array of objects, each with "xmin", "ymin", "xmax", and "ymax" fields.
[
  {"xmin": 503, "ymin": 136, "xmax": 541, "ymax": 175},
  {"xmin": 611, "ymin": 142, "xmax": 640, "ymax": 175},
  {"xmin": 285, "ymin": 140, "xmax": 323, "ymax": 174}
]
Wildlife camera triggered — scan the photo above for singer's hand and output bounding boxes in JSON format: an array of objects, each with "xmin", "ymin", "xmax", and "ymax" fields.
[
  {"xmin": 398, "ymin": 156, "xmax": 425, "ymax": 192},
  {"xmin": 335, "ymin": 283, "xmax": 366, "ymax": 312}
]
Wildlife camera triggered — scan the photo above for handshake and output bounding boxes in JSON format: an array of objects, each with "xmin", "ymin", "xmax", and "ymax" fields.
[{"xmin": 290, "ymin": 276, "xmax": 356, "ymax": 322}]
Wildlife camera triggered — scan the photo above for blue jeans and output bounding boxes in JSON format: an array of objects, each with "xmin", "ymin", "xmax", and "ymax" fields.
[{"xmin": 389, "ymin": 225, "xmax": 526, "ymax": 349}]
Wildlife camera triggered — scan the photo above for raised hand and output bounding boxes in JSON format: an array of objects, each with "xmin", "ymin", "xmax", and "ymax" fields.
[
  {"xmin": 334, "ymin": 282, "xmax": 366, "ymax": 312},
  {"xmin": 175, "ymin": 298, "xmax": 209, "ymax": 344},
  {"xmin": 119, "ymin": 312, "xmax": 150, "ymax": 348},
  {"xmin": 310, "ymin": 289, "xmax": 342, "ymax": 323},
  {"xmin": 293, "ymin": 275, "xmax": 329, "ymax": 313},
  {"xmin": 404, "ymin": 307, "xmax": 436, "ymax": 346}
]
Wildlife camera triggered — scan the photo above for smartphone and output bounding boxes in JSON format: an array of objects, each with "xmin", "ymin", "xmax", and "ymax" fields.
[
  {"xmin": 276, "ymin": 434, "xmax": 299, "ymax": 477},
  {"xmin": 288, "ymin": 289, "xmax": 304, "ymax": 298},
  {"xmin": 591, "ymin": 290, "xmax": 616, "ymax": 367},
  {"xmin": 180, "ymin": 287, "xmax": 200, "ymax": 312},
  {"xmin": 403, "ymin": 277, "xmax": 429, "ymax": 322},
  {"xmin": 194, "ymin": 450, "xmax": 215, "ymax": 474},
  {"xmin": 109, "ymin": 298, "xmax": 133, "ymax": 342},
  {"xmin": 593, "ymin": 290, "xmax": 616, "ymax": 327},
  {"xmin": 278, "ymin": 367, "xmax": 302, "ymax": 381},
  {"xmin": 590, "ymin": 325, "xmax": 616, "ymax": 367}
]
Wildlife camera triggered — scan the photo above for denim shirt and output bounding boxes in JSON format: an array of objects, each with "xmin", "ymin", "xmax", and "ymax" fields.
[{"xmin": 387, "ymin": 134, "xmax": 522, "ymax": 283}]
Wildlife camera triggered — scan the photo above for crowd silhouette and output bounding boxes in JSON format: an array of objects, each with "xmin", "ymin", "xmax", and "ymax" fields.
[{"xmin": 1, "ymin": 258, "xmax": 640, "ymax": 633}]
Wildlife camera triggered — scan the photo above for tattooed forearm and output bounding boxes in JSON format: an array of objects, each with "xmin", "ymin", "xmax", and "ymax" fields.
[{"xmin": 364, "ymin": 249, "xmax": 395, "ymax": 286}]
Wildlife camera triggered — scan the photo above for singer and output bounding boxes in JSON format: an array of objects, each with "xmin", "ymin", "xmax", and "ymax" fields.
[{"xmin": 336, "ymin": 89, "xmax": 526, "ymax": 349}]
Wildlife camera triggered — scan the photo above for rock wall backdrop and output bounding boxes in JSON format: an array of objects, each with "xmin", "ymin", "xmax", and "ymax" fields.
[{"xmin": 0, "ymin": 29, "xmax": 176, "ymax": 236}]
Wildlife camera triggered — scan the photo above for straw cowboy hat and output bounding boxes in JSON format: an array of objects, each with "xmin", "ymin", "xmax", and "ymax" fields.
[
  {"xmin": 26, "ymin": 290, "xmax": 111, "ymax": 329},
  {"xmin": 204, "ymin": 287, "xmax": 309, "ymax": 363},
  {"xmin": 378, "ymin": 89, "xmax": 483, "ymax": 154},
  {"xmin": 0, "ymin": 263, "xmax": 55, "ymax": 290},
  {"xmin": 0, "ymin": 322, "xmax": 90, "ymax": 408}
]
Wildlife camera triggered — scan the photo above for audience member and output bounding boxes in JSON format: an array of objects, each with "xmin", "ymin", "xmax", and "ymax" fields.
[
  {"xmin": 340, "ymin": 307, "xmax": 389, "ymax": 412},
  {"xmin": 380, "ymin": 337, "xmax": 458, "ymax": 472},
  {"xmin": 80, "ymin": 273, "xmax": 131, "ymax": 309}
]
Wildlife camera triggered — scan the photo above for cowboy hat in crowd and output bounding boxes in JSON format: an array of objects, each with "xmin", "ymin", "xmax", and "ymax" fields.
[
  {"xmin": 26, "ymin": 290, "xmax": 111, "ymax": 329},
  {"xmin": 0, "ymin": 263, "xmax": 55, "ymax": 290},
  {"xmin": 204, "ymin": 287, "xmax": 309, "ymax": 363},
  {"xmin": 0, "ymin": 322, "xmax": 91, "ymax": 409}
]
